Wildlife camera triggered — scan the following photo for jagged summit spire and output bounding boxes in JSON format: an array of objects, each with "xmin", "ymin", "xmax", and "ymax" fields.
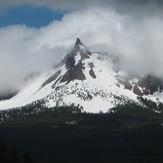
[
  {"xmin": 75, "ymin": 38, "xmax": 82, "ymax": 46},
  {"xmin": 73, "ymin": 38, "xmax": 87, "ymax": 53},
  {"xmin": 64, "ymin": 38, "xmax": 91, "ymax": 62},
  {"xmin": 74, "ymin": 38, "xmax": 85, "ymax": 49}
]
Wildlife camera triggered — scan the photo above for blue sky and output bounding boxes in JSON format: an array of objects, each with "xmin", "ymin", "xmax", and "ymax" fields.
[{"xmin": 0, "ymin": 5, "xmax": 66, "ymax": 28}]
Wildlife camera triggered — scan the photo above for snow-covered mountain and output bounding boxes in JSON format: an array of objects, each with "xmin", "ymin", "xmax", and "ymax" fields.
[{"xmin": 0, "ymin": 38, "xmax": 163, "ymax": 112}]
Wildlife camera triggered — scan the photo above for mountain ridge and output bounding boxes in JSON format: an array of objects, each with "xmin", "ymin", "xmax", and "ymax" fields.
[{"xmin": 0, "ymin": 38, "xmax": 163, "ymax": 112}]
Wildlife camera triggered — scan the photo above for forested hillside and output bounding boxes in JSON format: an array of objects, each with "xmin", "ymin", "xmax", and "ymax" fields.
[{"xmin": 1, "ymin": 100, "xmax": 163, "ymax": 163}]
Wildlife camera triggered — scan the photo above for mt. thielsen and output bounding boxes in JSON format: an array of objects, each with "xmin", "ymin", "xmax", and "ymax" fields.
[{"xmin": 0, "ymin": 38, "xmax": 163, "ymax": 113}]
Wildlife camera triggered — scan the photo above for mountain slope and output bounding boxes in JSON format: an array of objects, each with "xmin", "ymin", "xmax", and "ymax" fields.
[{"xmin": 0, "ymin": 38, "xmax": 163, "ymax": 112}]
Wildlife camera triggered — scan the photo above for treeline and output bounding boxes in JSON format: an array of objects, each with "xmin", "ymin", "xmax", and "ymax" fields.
[
  {"xmin": 1, "ymin": 97, "xmax": 163, "ymax": 128},
  {"xmin": 1, "ymin": 99, "xmax": 163, "ymax": 162},
  {"xmin": 0, "ymin": 102, "xmax": 82, "ymax": 127}
]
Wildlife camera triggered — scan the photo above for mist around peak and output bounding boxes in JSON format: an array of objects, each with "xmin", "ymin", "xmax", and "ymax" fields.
[{"xmin": 0, "ymin": 2, "xmax": 163, "ymax": 93}]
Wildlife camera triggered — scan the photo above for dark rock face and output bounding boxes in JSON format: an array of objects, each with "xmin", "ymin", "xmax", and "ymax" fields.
[
  {"xmin": 42, "ymin": 70, "xmax": 61, "ymax": 88},
  {"xmin": 43, "ymin": 38, "xmax": 96, "ymax": 88},
  {"xmin": 133, "ymin": 85, "xmax": 144, "ymax": 96},
  {"xmin": 66, "ymin": 57, "xmax": 75, "ymax": 69},
  {"xmin": 71, "ymin": 38, "xmax": 91, "ymax": 56},
  {"xmin": 80, "ymin": 52, "xmax": 90, "ymax": 60},
  {"xmin": 61, "ymin": 62, "xmax": 86, "ymax": 83},
  {"xmin": 138, "ymin": 75, "xmax": 163, "ymax": 94},
  {"xmin": 118, "ymin": 74, "xmax": 163, "ymax": 96},
  {"xmin": 52, "ymin": 76, "xmax": 62, "ymax": 88},
  {"xmin": 89, "ymin": 68, "xmax": 96, "ymax": 79},
  {"xmin": 59, "ymin": 38, "xmax": 93, "ymax": 83},
  {"xmin": 117, "ymin": 79, "xmax": 132, "ymax": 90},
  {"xmin": 75, "ymin": 38, "xmax": 82, "ymax": 46},
  {"xmin": 132, "ymin": 75, "xmax": 163, "ymax": 96}
]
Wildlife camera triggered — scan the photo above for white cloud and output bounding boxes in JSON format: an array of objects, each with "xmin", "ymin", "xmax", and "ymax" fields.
[{"xmin": 1, "ymin": 6, "xmax": 163, "ymax": 93}]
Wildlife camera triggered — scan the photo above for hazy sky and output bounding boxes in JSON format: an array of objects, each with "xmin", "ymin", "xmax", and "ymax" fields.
[{"xmin": 1, "ymin": 0, "xmax": 163, "ymax": 93}]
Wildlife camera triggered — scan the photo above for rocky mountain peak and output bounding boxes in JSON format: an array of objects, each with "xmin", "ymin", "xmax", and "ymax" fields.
[
  {"xmin": 64, "ymin": 39, "xmax": 91, "ymax": 68},
  {"xmin": 75, "ymin": 38, "xmax": 82, "ymax": 46},
  {"xmin": 62, "ymin": 38, "xmax": 92, "ymax": 83},
  {"xmin": 1, "ymin": 38, "xmax": 163, "ymax": 112},
  {"xmin": 71, "ymin": 38, "xmax": 89, "ymax": 55}
]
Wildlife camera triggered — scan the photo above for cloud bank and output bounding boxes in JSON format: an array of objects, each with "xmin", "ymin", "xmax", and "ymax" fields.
[
  {"xmin": 1, "ymin": 0, "xmax": 163, "ymax": 15},
  {"xmin": 1, "ymin": 2, "xmax": 163, "ymax": 93}
]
